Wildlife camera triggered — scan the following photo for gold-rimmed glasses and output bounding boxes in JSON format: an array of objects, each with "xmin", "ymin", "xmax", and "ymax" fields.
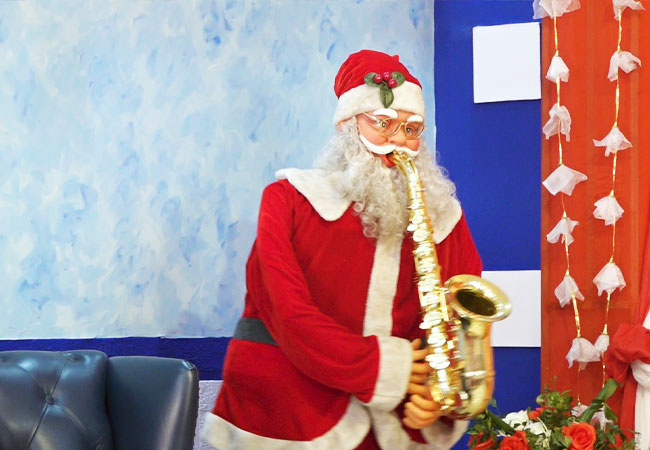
[{"xmin": 361, "ymin": 112, "xmax": 426, "ymax": 140}]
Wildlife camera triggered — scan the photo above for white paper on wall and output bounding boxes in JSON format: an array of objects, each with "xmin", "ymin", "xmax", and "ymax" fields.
[{"xmin": 473, "ymin": 22, "xmax": 542, "ymax": 103}]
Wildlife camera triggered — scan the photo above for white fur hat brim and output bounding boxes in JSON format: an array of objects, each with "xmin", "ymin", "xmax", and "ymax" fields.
[{"xmin": 333, "ymin": 81, "xmax": 425, "ymax": 125}]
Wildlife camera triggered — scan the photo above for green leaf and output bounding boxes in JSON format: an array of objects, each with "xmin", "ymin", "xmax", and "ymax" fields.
[
  {"xmin": 364, "ymin": 72, "xmax": 378, "ymax": 86},
  {"xmin": 379, "ymin": 84, "xmax": 394, "ymax": 108},
  {"xmin": 604, "ymin": 404, "xmax": 618, "ymax": 422},
  {"xmin": 485, "ymin": 409, "xmax": 516, "ymax": 435},
  {"xmin": 578, "ymin": 379, "xmax": 620, "ymax": 423},
  {"xmin": 391, "ymin": 71, "xmax": 405, "ymax": 86},
  {"xmin": 489, "ymin": 398, "xmax": 497, "ymax": 408}
]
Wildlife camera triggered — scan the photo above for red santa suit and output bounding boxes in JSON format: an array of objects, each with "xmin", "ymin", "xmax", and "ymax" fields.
[{"xmin": 201, "ymin": 167, "xmax": 483, "ymax": 449}]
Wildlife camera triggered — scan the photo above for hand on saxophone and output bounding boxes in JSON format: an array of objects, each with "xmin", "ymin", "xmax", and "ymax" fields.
[{"xmin": 404, "ymin": 338, "xmax": 443, "ymax": 429}]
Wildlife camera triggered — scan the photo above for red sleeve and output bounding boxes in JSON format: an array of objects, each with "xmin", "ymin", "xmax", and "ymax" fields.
[
  {"xmin": 248, "ymin": 181, "xmax": 381, "ymax": 402},
  {"xmin": 437, "ymin": 212, "xmax": 483, "ymax": 281}
]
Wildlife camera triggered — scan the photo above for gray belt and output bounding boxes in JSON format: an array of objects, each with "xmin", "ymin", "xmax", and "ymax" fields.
[{"xmin": 233, "ymin": 317, "xmax": 278, "ymax": 346}]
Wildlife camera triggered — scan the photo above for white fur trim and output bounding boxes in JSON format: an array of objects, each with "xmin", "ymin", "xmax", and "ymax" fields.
[
  {"xmin": 433, "ymin": 199, "xmax": 462, "ymax": 244},
  {"xmin": 360, "ymin": 236, "xmax": 412, "ymax": 411},
  {"xmin": 362, "ymin": 336, "xmax": 412, "ymax": 411},
  {"xmin": 201, "ymin": 398, "xmax": 370, "ymax": 450},
  {"xmin": 275, "ymin": 168, "xmax": 351, "ymax": 221},
  {"xmin": 370, "ymin": 409, "xmax": 467, "ymax": 449},
  {"xmin": 276, "ymin": 169, "xmax": 461, "ymax": 243},
  {"xmin": 333, "ymin": 81, "xmax": 425, "ymax": 125},
  {"xmin": 363, "ymin": 236, "xmax": 402, "ymax": 337}
]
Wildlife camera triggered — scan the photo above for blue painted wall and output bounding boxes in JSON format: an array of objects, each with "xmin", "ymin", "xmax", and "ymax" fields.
[
  {"xmin": 435, "ymin": 0, "xmax": 541, "ymax": 272},
  {"xmin": 434, "ymin": 1, "xmax": 541, "ymax": 447},
  {"xmin": 0, "ymin": 0, "xmax": 435, "ymax": 339}
]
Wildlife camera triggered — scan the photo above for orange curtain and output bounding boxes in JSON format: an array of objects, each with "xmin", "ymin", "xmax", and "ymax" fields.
[{"xmin": 541, "ymin": 4, "xmax": 650, "ymax": 414}]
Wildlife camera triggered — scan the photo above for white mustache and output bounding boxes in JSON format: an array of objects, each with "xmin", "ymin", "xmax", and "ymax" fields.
[{"xmin": 359, "ymin": 134, "xmax": 419, "ymax": 158}]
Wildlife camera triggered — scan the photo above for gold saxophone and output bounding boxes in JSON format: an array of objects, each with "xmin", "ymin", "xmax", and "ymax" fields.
[{"xmin": 392, "ymin": 150, "xmax": 511, "ymax": 419}]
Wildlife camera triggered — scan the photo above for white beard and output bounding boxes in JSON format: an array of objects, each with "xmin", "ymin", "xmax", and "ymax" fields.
[{"xmin": 314, "ymin": 118, "xmax": 458, "ymax": 239}]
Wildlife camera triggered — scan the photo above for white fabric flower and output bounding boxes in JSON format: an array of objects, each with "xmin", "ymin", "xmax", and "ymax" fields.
[
  {"xmin": 613, "ymin": 0, "xmax": 645, "ymax": 19},
  {"xmin": 571, "ymin": 403, "xmax": 588, "ymax": 417},
  {"xmin": 525, "ymin": 421, "xmax": 550, "ymax": 437},
  {"xmin": 503, "ymin": 410, "xmax": 529, "ymax": 430},
  {"xmin": 543, "ymin": 104, "xmax": 572, "ymax": 141},
  {"xmin": 593, "ymin": 261, "xmax": 626, "ymax": 296},
  {"xmin": 593, "ymin": 195, "xmax": 624, "ymax": 225},
  {"xmin": 608, "ymin": 50, "xmax": 641, "ymax": 81},
  {"xmin": 546, "ymin": 55, "xmax": 570, "ymax": 82},
  {"xmin": 566, "ymin": 337, "xmax": 600, "ymax": 369},
  {"xmin": 595, "ymin": 333, "xmax": 610, "ymax": 354},
  {"xmin": 533, "ymin": 0, "xmax": 581, "ymax": 18},
  {"xmin": 546, "ymin": 216, "xmax": 579, "ymax": 245},
  {"xmin": 593, "ymin": 125, "xmax": 632, "ymax": 156},
  {"xmin": 555, "ymin": 275, "xmax": 585, "ymax": 308},
  {"xmin": 591, "ymin": 409, "xmax": 612, "ymax": 429},
  {"xmin": 542, "ymin": 164, "xmax": 588, "ymax": 196}
]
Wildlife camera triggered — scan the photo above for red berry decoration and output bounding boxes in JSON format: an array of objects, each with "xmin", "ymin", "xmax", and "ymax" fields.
[
  {"xmin": 382, "ymin": 72, "xmax": 391, "ymax": 81},
  {"xmin": 387, "ymin": 78, "xmax": 397, "ymax": 88},
  {"xmin": 373, "ymin": 73, "xmax": 383, "ymax": 84}
]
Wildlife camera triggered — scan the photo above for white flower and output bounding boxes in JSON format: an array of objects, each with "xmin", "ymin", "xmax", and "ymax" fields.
[
  {"xmin": 566, "ymin": 337, "xmax": 600, "ymax": 369},
  {"xmin": 554, "ymin": 275, "xmax": 585, "ymax": 308},
  {"xmin": 533, "ymin": 0, "xmax": 581, "ymax": 18},
  {"xmin": 613, "ymin": 0, "xmax": 645, "ymax": 19},
  {"xmin": 546, "ymin": 216, "xmax": 579, "ymax": 245},
  {"xmin": 593, "ymin": 261, "xmax": 626, "ymax": 296},
  {"xmin": 593, "ymin": 125, "xmax": 632, "ymax": 156},
  {"xmin": 595, "ymin": 333, "xmax": 610, "ymax": 353},
  {"xmin": 571, "ymin": 403, "xmax": 588, "ymax": 417},
  {"xmin": 525, "ymin": 420, "xmax": 550, "ymax": 437},
  {"xmin": 593, "ymin": 195, "xmax": 624, "ymax": 225},
  {"xmin": 543, "ymin": 104, "xmax": 572, "ymax": 141},
  {"xmin": 608, "ymin": 50, "xmax": 641, "ymax": 81},
  {"xmin": 546, "ymin": 55, "xmax": 570, "ymax": 82},
  {"xmin": 542, "ymin": 164, "xmax": 588, "ymax": 196},
  {"xmin": 591, "ymin": 408, "xmax": 612, "ymax": 428},
  {"xmin": 503, "ymin": 410, "xmax": 529, "ymax": 430}
]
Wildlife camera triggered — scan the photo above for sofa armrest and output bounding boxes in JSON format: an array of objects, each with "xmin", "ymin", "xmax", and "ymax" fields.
[{"xmin": 107, "ymin": 356, "xmax": 199, "ymax": 450}]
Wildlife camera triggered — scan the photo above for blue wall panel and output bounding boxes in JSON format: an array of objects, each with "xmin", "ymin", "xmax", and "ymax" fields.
[{"xmin": 434, "ymin": 0, "xmax": 541, "ymax": 271}]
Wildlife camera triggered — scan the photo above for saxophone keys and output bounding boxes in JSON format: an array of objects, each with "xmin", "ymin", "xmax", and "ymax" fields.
[
  {"xmin": 426, "ymin": 353, "xmax": 451, "ymax": 370},
  {"xmin": 413, "ymin": 228, "xmax": 429, "ymax": 242},
  {"xmin": 421, "ymin": 292, "xmax": 439, "ymax": 307},
  {"xmin": 417, "ymin": 256, "xmax": 435, "ymax": 273},
  {"xmin": 427, "ymin": 331, "xmax": 446, "ymax": 348},
  {"xmin": 407, "ymin": 222, "xmax": 417, "ymax": 232}
]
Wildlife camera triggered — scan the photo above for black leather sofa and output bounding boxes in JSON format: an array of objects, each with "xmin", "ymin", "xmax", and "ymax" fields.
[{"xmin": 0, "ymin": 350, "xmax": 199, "ymax": 450}]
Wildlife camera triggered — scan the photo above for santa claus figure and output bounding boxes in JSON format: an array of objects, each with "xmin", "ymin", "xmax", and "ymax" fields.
[{"xmin": 201, "ymin": 49, "xmax": 482, "ymax": 449}]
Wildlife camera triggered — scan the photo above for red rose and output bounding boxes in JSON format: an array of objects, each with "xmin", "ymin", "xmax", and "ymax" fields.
[
  {"xmin": 528, "ymin": 407, "xmax": 543, "ymax": 419},
  {"xmin": 500, "ymin": 431, "xmax": 531, "ymax": 450},
  {"xmin": 562, "ymin": 422, "xmax": 597, "ymax": 450},
  {"xmin": 469, "ymin": 433, "xmax": 496, "ymax": 450}
]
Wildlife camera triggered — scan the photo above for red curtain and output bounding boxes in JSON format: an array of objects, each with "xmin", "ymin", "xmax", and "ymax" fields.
[{"xmin": 541, "ymin": 4, "xmax": 650, "ymax": 416}]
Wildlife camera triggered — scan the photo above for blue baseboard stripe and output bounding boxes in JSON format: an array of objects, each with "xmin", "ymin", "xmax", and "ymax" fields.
[{"xmin": 0, "ymin": 337, "xmax": 231, "ymax": 380}]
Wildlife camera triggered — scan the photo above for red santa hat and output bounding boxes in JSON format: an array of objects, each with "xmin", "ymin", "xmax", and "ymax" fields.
[{"xmin": 333, "ymin": 49, "xmax": 425, "ymax": 125}]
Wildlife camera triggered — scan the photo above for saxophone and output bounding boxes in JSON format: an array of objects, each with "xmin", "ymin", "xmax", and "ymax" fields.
[{"xmin": 391, "ymin": 150, "xmax": 511, "ymax": 419}]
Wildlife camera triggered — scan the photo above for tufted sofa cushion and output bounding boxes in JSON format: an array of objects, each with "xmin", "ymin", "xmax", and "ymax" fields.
[{"xmin": 0, "ymin": 350, "xmax": 113, "ymax": 450}]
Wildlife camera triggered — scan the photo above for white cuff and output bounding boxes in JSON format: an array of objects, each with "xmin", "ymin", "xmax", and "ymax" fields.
[
  {"xmin": 421, "ymin": 419, "xmax": 469, "ymax": 449},
  {"xmin": 362, "ymin": 336, "xmax": 412, "ymax": 411}
]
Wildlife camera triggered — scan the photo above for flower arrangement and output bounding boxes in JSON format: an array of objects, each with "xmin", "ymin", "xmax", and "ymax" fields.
[{"xmin": 467, "ymin": 379, "xmax": 636, "ymax": 449}]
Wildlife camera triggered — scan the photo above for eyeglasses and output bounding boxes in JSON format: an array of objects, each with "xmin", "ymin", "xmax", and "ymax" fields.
[{"xmin": 361, "ymin": 113, "xmax": 426, "ymax": 140}]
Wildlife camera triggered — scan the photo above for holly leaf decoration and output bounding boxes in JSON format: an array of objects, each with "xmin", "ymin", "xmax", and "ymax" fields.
[
  {"xmin": 391, "ymin": 71, "xmax": 405, "ymax": 86},
  {"xmin": 379, "ymin": 84, "xmax": 393, "ymax": 108},
  {"xmin": 364, "ymin": 72, "xmax": 379, "ymax": 86}
]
